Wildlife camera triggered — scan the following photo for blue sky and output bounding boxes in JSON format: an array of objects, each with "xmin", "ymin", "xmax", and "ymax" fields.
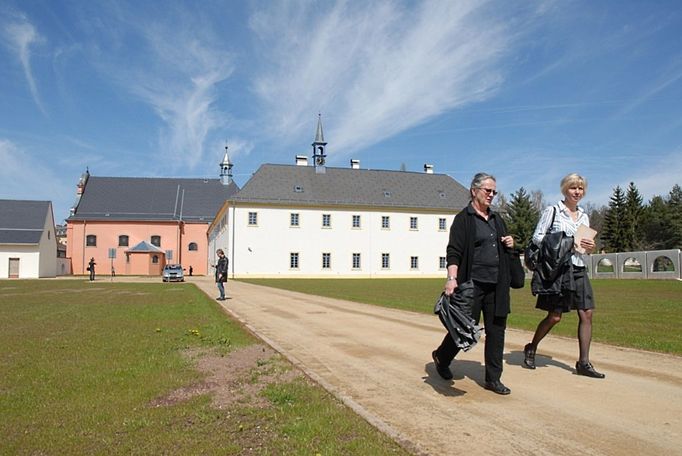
[{"xmin": 1, "ymin": 0, "xmax": 681, "ymax": 223}]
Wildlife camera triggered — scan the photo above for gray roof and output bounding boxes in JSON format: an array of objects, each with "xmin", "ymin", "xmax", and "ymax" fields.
[
  {"xmin": 0, "ymin": 200, "xmax": 51, "ymax": 244},
  {"xmin": 231, "ymin": 164, "xmax": 470, "ymax": 210},
  {"xmin": 68, "ymin": 176, "xmax": 239, "ymax": 222},
  {"xmin": 127, "ymin": 240, "xmax": 164, "ymax": 253}
]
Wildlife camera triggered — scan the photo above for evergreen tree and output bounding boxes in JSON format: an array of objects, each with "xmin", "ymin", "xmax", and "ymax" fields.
[
  {"xmin": 503, "ymin": 187, "xmax": 540, "ymax": 248},
  {"xmin": 641, "ymin": 195, "xmax": 669, "ymax": 249},
  {"xmin": 624, "ymin": 182, "xmax": 644, "ymax": 251},
  {"xmin": 602, "ymin": 185, "xmax": 628, "ymax": 252},
  {"xmin": 667, "ymin": 184, "xmax": 682, "ymax": 249}
]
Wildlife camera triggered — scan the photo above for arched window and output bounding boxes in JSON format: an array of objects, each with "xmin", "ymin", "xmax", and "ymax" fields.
[
  {"xmin": 152, "ymin": 255, "xmax": 159, "ymax": 264},
  {"xmin": 652, "ymin": 256, "xmax": 675, "ymax": 272},
  {"xmin": 86, "ymin": 235, "xmax": 97, "ymax": 247},
  {"xmin": 151, "ymin": 235, "xmax": 161, "ymax": 247},
  {"xmin": 118, "ymin": 235, "xmax": 129, "ymax": 247},
  {"xmin": 188, "ymin": 242, "xmax": 198, "ymax": 251},
  {"xmin": 622, "ymin": 257, "xmax": 642, "ymax": 273}
]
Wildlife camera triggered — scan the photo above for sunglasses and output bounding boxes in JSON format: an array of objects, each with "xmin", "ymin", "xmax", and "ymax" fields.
[{"xmin": 478, "ymin": 187, "xmax": 498, "ymax": 196}]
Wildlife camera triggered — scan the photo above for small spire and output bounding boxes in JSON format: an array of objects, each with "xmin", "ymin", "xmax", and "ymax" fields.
[
  {"xmin": 314, "ymin": 113, "xmax": 326, "ymax": 144},
  {"xmin": 220, "ymin": 145, "xmax": 233, "ymax": 185}
]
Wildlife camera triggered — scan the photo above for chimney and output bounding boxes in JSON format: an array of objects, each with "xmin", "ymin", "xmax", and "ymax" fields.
[
  {"xmin": 424, "ymin": 164, "xmax": 434, "ymax": 174},
  {"xmin": 295, "ymin": 155, "xmax": 308, "ymax": 166},
  {"xmin": 350, "ymin": 159, "xmax": 360, "ymax": 169}
]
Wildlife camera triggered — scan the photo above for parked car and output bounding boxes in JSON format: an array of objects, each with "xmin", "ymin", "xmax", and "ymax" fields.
[{"xmin": 162, "ymin": 264, "xmax": 184, "ymax": 282}]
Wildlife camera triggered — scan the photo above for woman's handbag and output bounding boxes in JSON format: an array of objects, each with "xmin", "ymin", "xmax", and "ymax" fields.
[
  {"xmin": 508, "ymin": 250, "xmax": 525, "ymax": 289},
  {"xmin": 524, "ymin": 206, "xmax": 556, "ymax": 271}
]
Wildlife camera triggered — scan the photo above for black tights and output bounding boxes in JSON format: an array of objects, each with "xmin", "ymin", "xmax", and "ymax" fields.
[{"xmin": 530, "ymin": 309, "xmax": 593, "ymax": 363}]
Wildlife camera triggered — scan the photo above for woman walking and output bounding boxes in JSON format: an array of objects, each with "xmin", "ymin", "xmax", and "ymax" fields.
[
  {"xmin": 431, "ymin": 172, "xmax": 515, "ymax": 395},
  {"xmin": 523, "ymin": 173, "xmax": 605, "ymax": 378}
]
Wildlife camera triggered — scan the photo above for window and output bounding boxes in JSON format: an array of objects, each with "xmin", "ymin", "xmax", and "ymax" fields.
[
  {"xmin": 439, "ymin": 218, "xmax": 447, "ymax": 231},
  {"xmin": 290, "ymin": 252, "xmax": 299, "ymax": 269},
  {"xmin": 411, "ymin": 256, "xmax": 419, "ymax": 270},
  {"xmin": 381, "ymin": 253, "xmax": 390, "ymax": 269},
  {"xmin": 188, "ymin": 242, "xmax": 198, "ymax": 251},
  {"xmin": 248, "ymin": 212, "xmax": 258, "ymax": 225},
  {"xmin": 152, "ymin": 255, "xmax": 159, "ymax": 264},
  {"xmin": 48, "ymin": 230, "xmax": 50, "ymax": 240},
  {"xmin": 352, "ymin": 253, "xmax": 361, "ymax": 269},
  {"xmin": 86, "ymin": 235, "xmax": 97, "ymax": 247},
  {"xmin": 381, "ymin": 216, "xmax": 390, "ymax": 229},
  {"xmin": 151, "ymin": 235, "xmax": 161, "ymax": 247},
  {"xmin": 410, "ymin": 217, "xmax": 418, "ymax": 230},
  {"xmin": 439, "ymin": 257, "xmax": 447, "ymax": 269},
  {"xmin": 322, "ymin": 253, "xmax": 331, "ymax": 269},
  {"xmin": 322, "ymin": 214, "xmax": 331, "ymax": 228},
  {"xmin": 118, "ymin": 235, "xmax": 129, "ymax": 247},
  {"xmin": 352, "ymin": 215, "xmax": 361, "ymax": 228},
  {"xmin": 290, "ymin": 213, "xmax": 300, "ymax": 227}
]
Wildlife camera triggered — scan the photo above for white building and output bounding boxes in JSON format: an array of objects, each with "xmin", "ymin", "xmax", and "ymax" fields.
[
  {"xmin": 208, "ymin": 117, "xmax": 470, "ymax": 278},
  {"xmin": 0, "ymin": 200, "xmax": 58, "ymax": 278}
]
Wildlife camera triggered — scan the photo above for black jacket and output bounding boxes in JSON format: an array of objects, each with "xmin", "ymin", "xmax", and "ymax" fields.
[
  {"xmin": 215, "ymin": 256, "xmax": 228, "ymax": 283},
  {"xmin": 530, "ymin": 231, "xmax": 575, "ymax": 296},
  {"xmin": 446, "ymin": 204, "xmax": 512, "ymax": 317}
]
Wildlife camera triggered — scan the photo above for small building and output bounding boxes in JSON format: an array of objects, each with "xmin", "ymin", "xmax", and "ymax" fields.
[
  {"xmin": 66, "ymin": 153, "xmax": 239, "ymax": 276},
  {"xmin": 208, "ymin": 116, "xmax": 470, "ymax": 278},
  {"xmin": 0, "ymin": 199, "xmax": 57, "ymax": 278}
]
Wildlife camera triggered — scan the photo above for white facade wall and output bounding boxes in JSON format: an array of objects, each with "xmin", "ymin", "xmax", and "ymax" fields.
[
  {"xmin": 0, "ymin": 207, "xmax": 56, "ymax": 279},
  {"xmin": 0, "ymin": 246, "xmax": 41, "ymax": 278},
  {"xmin": 214, "ymin": 205, "xmax": 455, "ymax": 278},
  {"xmin": 39, "ymin": 209, "xmax": 57, "ymax": 278}
]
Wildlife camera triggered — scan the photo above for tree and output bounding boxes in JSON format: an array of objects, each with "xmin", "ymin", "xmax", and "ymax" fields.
[
  {"xmin": 503, "ymin": 187, "xmax": 540, "ymax": 248},
  {"xmin": 667, "ymin": 184, "xmax": 682, "ymax": 249},
  {"xmin": 583, "ymin": 202, "xmax": 608, "ymax": 251},
  {"xmin": 602, "ymin": 185, "xmax": 628, "ymax": 252},
  {"xmin": 624, "ymin": 182, "xmax": 644, "ymax": 251},
  {"xmin": 641, "ymin": 195, "xmax": 669, "ymax": 250},
  {"xmin": 529, "ymin": 190, "xmax": 545, "ymax": 213}
]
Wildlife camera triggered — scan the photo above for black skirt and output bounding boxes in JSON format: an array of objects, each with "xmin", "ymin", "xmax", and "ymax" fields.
[{"xmin": 536, "ymin": 267, "xmax": 595, "ymax": 313}]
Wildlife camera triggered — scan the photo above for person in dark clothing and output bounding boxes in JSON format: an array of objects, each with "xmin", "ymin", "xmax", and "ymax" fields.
[
  {"xmin": 214, "ymin": 249, "xmax": 228, "ymax": 300},
  {"xmin": 188, "ymin": 265, "xmax": 193, "ymax": 276},
  {"xmin": 432, "ymin": 172, "xmax": 515, "ymax": 395},
  {"xmin": 88, "ymin": 257, "xmax": 96, "ymax": 281}
]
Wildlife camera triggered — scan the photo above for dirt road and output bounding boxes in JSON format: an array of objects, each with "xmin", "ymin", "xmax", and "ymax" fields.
[{"xmin": 190, "ymin": 277, "xmax": 682, "ymax": 455}]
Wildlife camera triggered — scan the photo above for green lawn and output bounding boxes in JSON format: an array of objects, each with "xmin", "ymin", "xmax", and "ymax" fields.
[
  {"xmin": 0, "ymin": 280, "xmax": 408, "ymax": 455},
  {"xmin": 239, "ymin": 278, "xmax": 682, "ymax": 355}
]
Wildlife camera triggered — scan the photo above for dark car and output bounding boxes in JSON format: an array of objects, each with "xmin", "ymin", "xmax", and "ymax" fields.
[{"xmin": 162, "ymin": 264, "xmax": 184, "ymax": 282}]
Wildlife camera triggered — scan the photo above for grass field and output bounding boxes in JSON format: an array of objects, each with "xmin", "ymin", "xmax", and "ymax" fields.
[
  {"xmin": 0, "ymin": 280, "xmax": 408, "ymax": 455},
  {"xmin": 239, "ymin": 278, "xmax": 682, "ymax": 355}
]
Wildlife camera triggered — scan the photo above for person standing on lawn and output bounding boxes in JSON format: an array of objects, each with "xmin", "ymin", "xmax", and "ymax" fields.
[
  {"xmin": 88, "ymin": 257, "xmax": 96, "ymax": 281},
  {"xmin": 522, "ymin": 173, "xmax": 605, "ymax": 379},
  {"xmin": 431, "ymin": 172, "xmax": 515, "ymax": 395},
  {"xmin": 215, "ymin": 249, "xmax": 228, "ymax": 301}
]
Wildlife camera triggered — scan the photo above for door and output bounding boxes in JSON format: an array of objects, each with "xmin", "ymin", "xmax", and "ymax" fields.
[{"xmin": 9, "ymin": 258, "xmax": 20, "ymax": 278}]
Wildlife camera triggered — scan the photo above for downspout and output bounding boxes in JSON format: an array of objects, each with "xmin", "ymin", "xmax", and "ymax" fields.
[
  {"xmin": 231, "ymin": 204, "xmax": 236, "ymax": 279},
  {"xmin": 82, "ymin": 220, "xmax": 86, "ymax": 275}
]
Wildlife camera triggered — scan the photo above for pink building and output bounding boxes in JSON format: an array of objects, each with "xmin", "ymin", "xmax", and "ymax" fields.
[{"xmin": 66, "ymin": 155, "xmax": 237, "ymax": 276}]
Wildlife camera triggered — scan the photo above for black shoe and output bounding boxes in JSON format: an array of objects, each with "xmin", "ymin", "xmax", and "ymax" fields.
[
  {"xmin": 575, "ymin": 362, "xmax": 605, "ymax": 379},
  {"xmin": 523, "ymin": 343, "xmax": 536, "ymax": 369},
  {"xmin": 484, "ymin": 380, "xmax": 511, "ymax": 395},
  {"xmin": 216, "ymin": 297, "xmax": 225, "ymax": 301},
  {"xmin": 432, "ymin": 351, "xmax": 453, "ymax": 380}
]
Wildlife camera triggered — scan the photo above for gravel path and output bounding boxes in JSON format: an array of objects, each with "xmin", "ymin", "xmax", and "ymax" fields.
[{"xmin": 187, "ymin": 276, "xmax": 682, "ymax": 455}]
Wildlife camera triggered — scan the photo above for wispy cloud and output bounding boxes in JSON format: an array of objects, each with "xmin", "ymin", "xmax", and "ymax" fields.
[
  {"xmin": 79, "ymin": 4, "xmax": 235, "ymax": 170},
  {"xmin": 0, "ymin": 139, "xmax": 69, "ymax": 210},
  {"xmin": 249, "ymin": 0, "xmax": 537, "ymax": 160},
  {"xmin": 1, "ymin": 13, "xmax": 47, "ymax": 115}
]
